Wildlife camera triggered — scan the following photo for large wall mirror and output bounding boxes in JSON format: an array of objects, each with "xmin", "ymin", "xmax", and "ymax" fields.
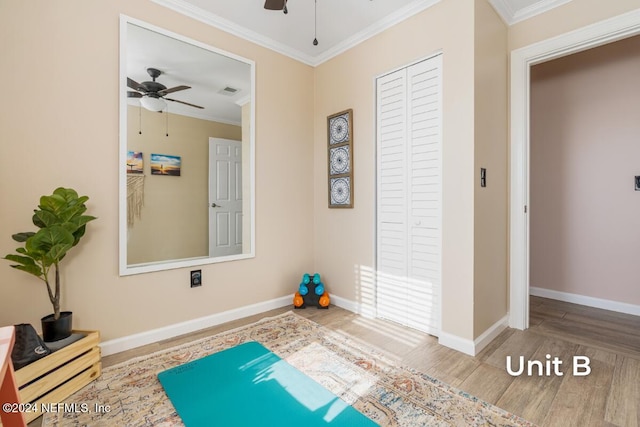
[{"xmin": 119, "ymin": 16, "xmax": 255, "ymax": 275}]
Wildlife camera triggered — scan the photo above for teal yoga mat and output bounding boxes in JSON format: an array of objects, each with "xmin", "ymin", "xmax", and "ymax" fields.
[{"xmin": 158, "ymin": 341, "xmax": 378, "ymax": 427}]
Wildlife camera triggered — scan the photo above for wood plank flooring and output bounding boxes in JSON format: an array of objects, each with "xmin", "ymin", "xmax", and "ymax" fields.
[{"xmin": 30, "ymin": 296, "xmax": 640, "ymax": 426}]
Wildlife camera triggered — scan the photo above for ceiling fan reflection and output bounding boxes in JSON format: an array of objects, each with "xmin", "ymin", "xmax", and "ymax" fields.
[{"xmin": 127, "ymin": 67, "xmax": 204, "ymax": 112}]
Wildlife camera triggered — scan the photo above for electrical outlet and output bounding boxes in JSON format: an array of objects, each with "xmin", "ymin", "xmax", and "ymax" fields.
[{"xmin": 190, "ymin": 270, "xmax": 202, "ymax": 288}]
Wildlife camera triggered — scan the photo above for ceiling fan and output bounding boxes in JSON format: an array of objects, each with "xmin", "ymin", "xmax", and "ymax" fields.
[
  {"xmin": 264, "ymin": 0, "xmax": 288, "ymax": 14},
  {"xmin": 127, "ymin": 68, "xmax": 204, "ymax": 111},
  {"xmin": 264, "ymin": 0, "xmax": 320, "ymax": 46}
]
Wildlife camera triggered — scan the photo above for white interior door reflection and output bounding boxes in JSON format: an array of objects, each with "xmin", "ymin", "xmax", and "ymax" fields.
[{"xmin": 209, "ymin": 137, "xmax": 243, "ymax": 257}]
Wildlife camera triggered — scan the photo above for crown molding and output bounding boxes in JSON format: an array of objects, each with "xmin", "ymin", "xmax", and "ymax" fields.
[
  {"xmin": 489, "ymin": 0, "xmax": 573, "ymax": 26},
  {"xmin": 235, "ymin": 95, "xmax": 251, "ymax": 107},
  {"xmin": 151, "ymin": 0, "xmax": 317, "ymax": 65},
  {"xmin": 179, "ymin": 111, "xmax": 241, "ymax": 126},
  {"xmin": 127, "ymin": 100, "xmax": 241, "ymax": 126},
  {"xmin": 152, "ymin": 0, "xmax": 441, "ymax": 67},
  {"xmin": 313, "ymin": 0, "xmax": 441, "ymax": 66},
  {"xmin": 488, "ymin": 0, "xmax": 516, "ymax": 24}
]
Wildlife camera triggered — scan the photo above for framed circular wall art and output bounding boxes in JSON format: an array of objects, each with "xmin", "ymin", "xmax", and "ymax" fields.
[{"xmin": 327, "ymin": 109, "xmax": 353, "ymax": 208}]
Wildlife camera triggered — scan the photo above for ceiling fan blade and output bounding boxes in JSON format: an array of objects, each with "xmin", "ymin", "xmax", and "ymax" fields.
[
  {"xmin": 264, "ymin": 0, "xmax": 286, "ymax": 10},
  {"xmin": 127, "ymin": 91, "xmax": 143, "ymax": 98},
  {"xmin": 165, "ymin": 98, "xmax": 204, "ymax": 109},
  {"xmin": 158, "ymin": 85, "xmax": 191, "ymax": 96},
  {"xmin": 127, "ymin": 77, "xmax": 146, "ymax": 92}
]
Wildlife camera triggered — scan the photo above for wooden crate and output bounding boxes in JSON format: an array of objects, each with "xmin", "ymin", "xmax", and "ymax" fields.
[{"xmin": 14, "ymin": 330, "xmax": 101, "ymax": 423}]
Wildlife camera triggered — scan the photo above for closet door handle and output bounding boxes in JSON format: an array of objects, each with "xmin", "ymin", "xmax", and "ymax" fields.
[{"xmin": 211, "ymin": 203, "xmax": 222, "ymax": 208}]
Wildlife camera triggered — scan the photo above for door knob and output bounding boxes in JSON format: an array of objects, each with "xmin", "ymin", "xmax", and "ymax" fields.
[{"xmin": 211, "ymin": 203, "xmax": 222, "ymax": 208}]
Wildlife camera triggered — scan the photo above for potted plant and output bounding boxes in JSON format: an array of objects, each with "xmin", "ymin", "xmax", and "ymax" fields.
[{"xmin": 4, "ymin": 187, "xmax": 96, "ymax": 342}]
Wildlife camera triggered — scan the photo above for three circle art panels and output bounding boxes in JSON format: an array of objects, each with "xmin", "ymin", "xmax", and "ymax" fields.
[{"xmin": 327, "ymin": 109, "xmax": 354, "ymax": 208}]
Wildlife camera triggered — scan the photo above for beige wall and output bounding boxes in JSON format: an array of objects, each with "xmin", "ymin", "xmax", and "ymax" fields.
[
  {"xmin": 314, "ymin": 0, "xmax": 477, "ymax": 340},
  {"xmin": 313, "ymin": 0, "xmax": 511, "ymax": 342},
  {"xmin": 127, "ymin": 106, "xmax": 241, "ymax": 264},
  {"xmin": 473, "ymin": 0, "xmax": 508, "ymax": 337},
  {"xmin": 0, "ymin": 1, "xmax": 314, "ymax": 341},
  {"xmin": 530, "ymin": 35, "xmax": 640, "ymax": 305}
]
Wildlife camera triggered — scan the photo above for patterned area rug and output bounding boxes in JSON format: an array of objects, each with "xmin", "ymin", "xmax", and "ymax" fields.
[{"xmin": 43, "ymin": 312, "xmax": 535, "ymax": 426}]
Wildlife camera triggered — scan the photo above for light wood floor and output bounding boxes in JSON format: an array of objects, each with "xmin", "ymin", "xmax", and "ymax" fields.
[{"xmin": 32, "ymin": 297, "xmax": 640, "ymax": 426}]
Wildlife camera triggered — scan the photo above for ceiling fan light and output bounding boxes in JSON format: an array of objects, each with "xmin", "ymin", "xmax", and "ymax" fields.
[{"xmin": 140, "ymin": 96, "xmax": 167, "ymax": 112}]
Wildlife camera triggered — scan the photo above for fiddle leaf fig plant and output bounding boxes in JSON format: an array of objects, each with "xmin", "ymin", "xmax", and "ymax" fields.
[{"xmin": 4, "ymin": 188, "xmax": 96, "ymax": 320}]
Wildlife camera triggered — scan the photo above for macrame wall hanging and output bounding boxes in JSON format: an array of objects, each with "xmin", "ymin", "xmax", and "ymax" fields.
[{"xmin": 127, "ymin": 174, "xmax": 145, "ymax": 227}]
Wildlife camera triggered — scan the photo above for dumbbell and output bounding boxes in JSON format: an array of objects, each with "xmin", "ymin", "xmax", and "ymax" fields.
[{"xmin": 299, "ymin": 281, "xmax": 309, "ymax": 296}]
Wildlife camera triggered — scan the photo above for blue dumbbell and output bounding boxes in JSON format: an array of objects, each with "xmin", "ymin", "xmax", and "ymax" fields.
[
  {"xmin": 302, "ymin": 273, "xmax": 311, "ymax": 285},
  {"xmin": 299, "ymin": 282, "xmax": 309, "ymax": 296},
  {"xmin": 315, "ymin": 283, "xmax": 324, "ymax": 296},
  {"xmin": 313, "ymin": 273, "xmax": 321, "ymax": 285}
]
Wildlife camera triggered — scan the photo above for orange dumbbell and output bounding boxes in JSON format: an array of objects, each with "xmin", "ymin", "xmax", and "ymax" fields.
[
  {"xmin": 293, "ymin": 291, "xmax": 304, "ymax": 308},
  {"xmin": 319, "ymin": 292, "xmax": 330, "ymax": 308}
]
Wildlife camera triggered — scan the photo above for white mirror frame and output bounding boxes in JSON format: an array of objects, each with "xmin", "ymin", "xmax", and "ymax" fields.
[{"xmin": 119, "ymin": 15, "xmax": 256, "ymax": 276}]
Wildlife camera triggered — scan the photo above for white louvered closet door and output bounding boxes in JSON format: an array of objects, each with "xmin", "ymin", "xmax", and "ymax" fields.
[{"xmin": 376, "ymin": 54, "xmax": 442, "ymax": 336}]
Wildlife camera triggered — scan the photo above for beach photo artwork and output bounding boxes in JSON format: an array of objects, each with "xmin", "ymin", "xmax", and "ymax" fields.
[
  {"xmin": 150, "ymin": 153, "xmax": 181, "ymax": 176},
  {"xmin": 127, "ymin": 151, "xmax": 144, "ymax": 174}
]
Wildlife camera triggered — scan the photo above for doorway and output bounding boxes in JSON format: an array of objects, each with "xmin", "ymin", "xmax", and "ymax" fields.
[
  {"xmin": 529, "ymin": 35, "xmax": 640, "ymax": 316},
  {"xmin": 208, "ymin": 137, "xmax": 243, "ymax": 257},
  {"xmin": 509, "ymin": 10, "xmax": 640, "ymax": 329}
]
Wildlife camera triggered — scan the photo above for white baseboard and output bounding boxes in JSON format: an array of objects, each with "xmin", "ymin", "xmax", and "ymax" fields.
[
  {"xmin": 438, "ymin": 332, "xmax": 475, "ymax": 356},
  {"xmin": 330, "ymin": 294, "xmax": 376, "ymax": 318},
  {"xmin": 530, "ymin": 286, "xmax": 640, "ymax": 317},
  {"xmin": 438, "ymin": 315, "xmax": 508, "ymax": 357},
  {"xmin": 474, "ymin": 315, "xmax": 508, "ymax": 354},
  {"xmin": 332, "ymin": 294, "xmax": 506, "ymax": 357},
  {"xmin": 103, "ymin": 293, "xmax": 508, "ymax": 359},
  {"xmin": 100, "ymin": 295, "xmax": 292, "ymax": 356}
]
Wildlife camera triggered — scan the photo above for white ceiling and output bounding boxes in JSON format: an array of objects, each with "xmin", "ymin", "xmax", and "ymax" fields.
[
  {"xmin": 153, "ymin": 0, "xmax": 573, "ymax": 66},
  {"xmin": 130, "ymin": 0, "xmax": 572, "ymax": 123}
]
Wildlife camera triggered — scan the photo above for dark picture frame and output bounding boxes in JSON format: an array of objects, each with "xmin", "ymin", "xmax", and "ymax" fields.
[{"xmin": 327, "ymin": 109, "xmax": 353, "ymax": 208}]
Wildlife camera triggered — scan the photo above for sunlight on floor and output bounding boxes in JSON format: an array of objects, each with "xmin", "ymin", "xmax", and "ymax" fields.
[
  {"xmin": 353, "ymin": 264, "xmax": 377, "ymax": 317},
  {"xmin": 244, "ymin": 341, "xmax": 378, "ymax": 424},
  {"xmin": 349, "ymin": 316, "xmax": 427, "ymax": 347},
  {"xmin": 285, "ymin": 342, "xmax": 377, "ymax": 405},
  {"xmin": 200, "ymin": 340, "xmax": 378, "ymax": 426},
  {"xmin": 252, "ymin": 358, "xmax": 348, "ymax": 415},
  {"xmin": 350, "ymin": 264, "xmax": 436, "ymax": 349}
]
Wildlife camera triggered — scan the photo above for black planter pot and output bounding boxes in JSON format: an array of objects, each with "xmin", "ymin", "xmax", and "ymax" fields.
[{"xmin": 41, "ymin": 311, "xmax": 73, "ymax": 342}]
